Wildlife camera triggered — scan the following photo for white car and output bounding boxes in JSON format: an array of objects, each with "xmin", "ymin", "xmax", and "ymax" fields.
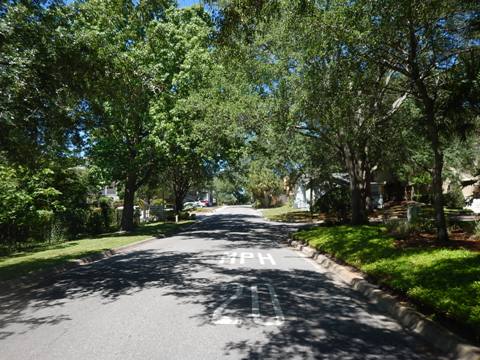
[
  {"xmin": 194, "ymin": 201, "xmax": 206, "ymax": 208},
  {"xmin": 183, "ymin": 202, "xmax": 197, "ymax": 210}
]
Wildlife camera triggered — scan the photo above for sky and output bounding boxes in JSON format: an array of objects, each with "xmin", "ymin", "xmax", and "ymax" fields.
[
  {"xmin": 63, "ymin": 0, "xmax": 201, "ymax": 7},
  {"xmin": 178, "ymin": 0, "xmax": 201, "ymax": 7}
]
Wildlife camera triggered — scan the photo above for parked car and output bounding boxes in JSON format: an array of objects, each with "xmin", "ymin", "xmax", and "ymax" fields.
[
  {"xmin": 183, "ymin": 202, "xmax": 197, "ymax": 210},
  {"xmin": 199, "ymin": 199, "xmax": 209, "ymax": 207},
  {"xmin": 194, "ymin": 201, "xmax": 206, "ymax": 208}
]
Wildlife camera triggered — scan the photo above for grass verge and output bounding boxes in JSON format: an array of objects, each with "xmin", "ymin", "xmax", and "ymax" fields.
[
  {"xmin": 293, "ymin": 225, "xmax": 480, "ymax": 339},
  {"xmin": 0, "ymin": 221, "xmax": 193, "ymax": 282},
  {"xmin": 262, "ymin": 205, "xmax": 315, "ymax": 222}
]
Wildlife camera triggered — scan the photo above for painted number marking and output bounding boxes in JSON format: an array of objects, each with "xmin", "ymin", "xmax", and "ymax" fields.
[
  {"xmin": 212, "ymin": 283, "xmax": 285, "ymax": 326},
  {"xmin": 219, "ymin": 252, "xmax": 276, "ymax": 265}
]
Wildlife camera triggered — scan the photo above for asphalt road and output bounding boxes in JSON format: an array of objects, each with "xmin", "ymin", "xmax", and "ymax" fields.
[{"xmin": 0, "ymin": 206, "xmax": 448, "ymax": 359}]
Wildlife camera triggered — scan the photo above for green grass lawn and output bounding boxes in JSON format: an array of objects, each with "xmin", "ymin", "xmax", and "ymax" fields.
[
  {"xmin": 262, "ymin": 205, "xmax": 315, "ymax": 222},
  {"xmin": 193, "ymin": 206, "xmax": 219, "ymax": 213},
  {"xmin": 0, "ymin": 221, "xmax": 193, "ymax": 282},
  {"xmin": 293, "ymin": 225, "xmax": 480, "ymax": 337}
]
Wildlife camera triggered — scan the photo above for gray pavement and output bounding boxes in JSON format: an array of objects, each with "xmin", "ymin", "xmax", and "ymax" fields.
[{"xmin": 0, "ymin": 206, "xmax": 448, "ymax": 359}]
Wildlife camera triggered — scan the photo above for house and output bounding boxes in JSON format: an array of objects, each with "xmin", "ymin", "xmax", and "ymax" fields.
[
  {"xmin": 100, "ymin": 183, "xmax": 119, "ymax": 201},
  {"xmin": 184, "ymin": 190, "xmax": 215, "ymax": 206},
  {"xmin": 444, "ymin": 171, "xmax": 480, "ymax": 214},
  {"xmin": 293, "ymin": 173, "xmax": 385, "ymax": 210}
]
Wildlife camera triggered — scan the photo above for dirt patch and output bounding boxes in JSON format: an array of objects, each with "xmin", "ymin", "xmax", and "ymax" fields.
[{"xmin": 395, "ymin": 230, "xmax": 480, "ymax": 252}]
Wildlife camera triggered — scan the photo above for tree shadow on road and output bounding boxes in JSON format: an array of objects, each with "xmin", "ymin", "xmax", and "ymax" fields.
[
  {"xmin": 0, "ymin": 244, "xmax": 444, "ymax": 359},
  {"xmin": 181, "ymin": 213, "xmax": 298, "ymax": 250}
]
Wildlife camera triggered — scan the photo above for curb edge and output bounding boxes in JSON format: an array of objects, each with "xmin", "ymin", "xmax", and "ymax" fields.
[{"xmin": 286, "ymin": 236, "xmax": 480, "ymax": 360}]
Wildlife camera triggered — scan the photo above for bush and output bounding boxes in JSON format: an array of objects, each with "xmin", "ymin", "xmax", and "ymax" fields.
[
  {"xmin": 87, "ymin": 208, "xmax": 105, "ymax": 234},
  {"xmin": 134, "ymin": 207, "xmax": 141, "ymax": 226},
  {"xmin": 163, "ymin": 210, "xmax": 192, "ymax": 221},
  {"xmin": 99, "ymin": 196, "xmax": 115, "ymax": 231},
  {"xmin": 412, "ymin": 193, "xmax": 432, "ymax": 205},
  {"xmin": 444, "ymin": 184, "xmax": 465, "ymax": 209},
  {"xmin": 385, "ymin": 218, "xmax": 436, "ymax": 239},
  {"xmin": 48, "ymin": 218, "xmax": 67, "ymax": 243},
  {"xmin": 385, "ymin": 219, "xmax": 415, "ymax": 238},
  {"xmin": 474, "ymin": 221, "xmax": 480, "ymax": 239},
  {"xmin": 0, "ymin": 165, "xmax": 65, "ymax": 246},
  {"xmin": 151, "ymin": 199, "xmax": 168, "ymax": 206},
  {"xmin": 313, "ymin": 185, "xmax": 350, "ymax": 222}
]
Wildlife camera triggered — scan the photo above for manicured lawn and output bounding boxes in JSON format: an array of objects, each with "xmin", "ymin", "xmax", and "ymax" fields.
[
  {"xmin": 0, "ymin": 221, "xmax": 193, "ymax": 282},
  {"xmin": 293, "ymin": 225, "xmax": 480, "ymax": 337},
  {"xmin": 193, "ymin": 206, "xmax": 220, "ymax": 213},
  {"xmin": 262, "ymin": 205, "xmax": 316, "ymax": 222}
]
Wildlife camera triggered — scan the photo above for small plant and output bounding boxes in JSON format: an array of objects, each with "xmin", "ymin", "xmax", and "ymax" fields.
[
  {"xmin": 313, "ymin": 185, "xmax": 350, "ymax": 222},
  {"xmin": 385, "ymin": 219, "xmax": 416, "ymax": 239},
  {"xmin": 444, "ymin": 184, "xmax": 465, "ymax": 209},
  {"xmin": 87, "ymin": 208, "xmax": 104, "ymax": 234},
  {"xmin": 98, "ymin": 196, "xmax": 115, "ymax": 231},
  {"xmin": 474, "ymin": 220, "xmax": 480, "ymax": 239},
  {"xmin": 385, "ymin": 217, "xmax": 437, "ymax": 239},
  {"xmin": 48, "ymin": 218, "xmax": 66, "ymax": 243}
]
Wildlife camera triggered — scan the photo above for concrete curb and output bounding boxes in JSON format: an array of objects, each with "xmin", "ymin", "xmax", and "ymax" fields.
[
  {"xmin": 0, "ymin": 220, "xmax": 201, "ymax": 293},
  {"xmin": 286, "ymin": 235, "xmax": 480, "ymax": 360}
]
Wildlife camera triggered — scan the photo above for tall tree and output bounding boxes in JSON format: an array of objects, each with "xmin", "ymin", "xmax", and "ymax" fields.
[
  {"xmin": 0, "ymin": 0, "xmax": 86, "ymax": 165},
  {"xmin": 76, "ymin": 1, "xmax": 213, "ymax": 230},
  {"xmin": 352, "ymin": 0, "xmax": 480, "ymax": 240},
  {"xmin": 211, "ymin": 0, "xmax": 409, "ymax": 224}
]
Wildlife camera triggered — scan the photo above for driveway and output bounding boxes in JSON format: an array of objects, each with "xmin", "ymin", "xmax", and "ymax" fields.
[{"xmin": 0, "ymin": 206, "xmax": 446, "ymax": 359}]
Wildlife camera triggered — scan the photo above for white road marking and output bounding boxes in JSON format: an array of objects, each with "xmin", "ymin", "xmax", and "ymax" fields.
[
  {"xmin": 258, "ymin": 253, "xmax": 276, "ymax": 265},
  {"xmin": 240, "ymin": 252, "xmax": 254, "ymax": 264},
  {"xmin": 251, "ymin": 285, "xmax": 260, "ymax": 321},
  {"xmin": 266, "ymin": 283, "xmax": 285, "ymax": 326},
  {"xmin": 219, "ymin": 252, "xmax": 276, "ymax": 266},
  {"xmin": 212, "ymin": 283, "xmax": 285, "ymax": 326},
  {"xmin": 218, "ymin": 252, "xmax": 229, "ymax": 265},
  {"xmin": 212, "ymin": 283, "xmax": 243, "ymax": 325},
  {"xmin": 251, "ymin": 284, "xmax": 285, "ymax": 326},
  {"xmin": 229, "ymin": 252, "xmax": 237, "ymax": 264}
]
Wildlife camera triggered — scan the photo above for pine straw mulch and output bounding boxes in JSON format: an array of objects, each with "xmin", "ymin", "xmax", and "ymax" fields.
[{"xmin": 395, "ymin": 229, "xmax": 480, "ymax": 252}]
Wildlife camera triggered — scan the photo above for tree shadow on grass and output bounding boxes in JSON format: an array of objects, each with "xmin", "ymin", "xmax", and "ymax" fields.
[
  {"xmin": 296, "ymin": 224, "xmax": 480, "ymax": 342},
  {"xmin": 0, "ymin": 221, "xmax": 194, "ymax": 282},
  {"xmin": 369, "ymin": 251, "xmax": 480, "ymax": 341},
  {"xmin": 0, "ymin": 246, "xmax": 444, "ymax": 359}
]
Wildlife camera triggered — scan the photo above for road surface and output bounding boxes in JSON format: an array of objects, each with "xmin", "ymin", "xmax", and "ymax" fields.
[{"xmin": 0, "ymin": 206, "xmax": 447, "ymax": 359}]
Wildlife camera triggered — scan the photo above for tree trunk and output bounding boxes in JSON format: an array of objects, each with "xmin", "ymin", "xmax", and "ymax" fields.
[
  {"xmin": 350, "ymin": 179, "xmax": 368, "ymax": 225},
  {"xmin": 365, "ymin": 166, "xmax": 374, "ymax": 212},
  {"xmin": 344, "ymin": 148, "xmax": 369, "ymax": 225},
  {"xmin": 431, "ymin": 138, "xmax": 449, "ymax": 242},
  {"xmin": 173, "ymin": 182, "xmax": 189, "ymax": 214},
  {"xmin": 423, "ymin": 100, "xmax": 449, "ymax": 242},
  {"xmin": 121, "ymin": 173, "xmax": 137, "ymax": 231},
  {"xmin": 175, "ymin": 193, "xmax": 184, "ymax": 213}
]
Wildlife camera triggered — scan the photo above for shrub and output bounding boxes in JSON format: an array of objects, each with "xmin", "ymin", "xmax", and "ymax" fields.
[
  {"xmin": 385, "ymin": 219, "xmax": 415, "ymax": 239},
  {"xmin": 444, "ymin": 184, "xmax": 465, "ymax": 209},
  {"xmin": 163, "ymin": 210, "xmax": 192, "ymax": 221},
  {"xmin": 151, "ymin": 199, "xmax": 168, "ymax": 206},
  {"xmin": 134, "ymin": 207, "xmax": 141, "ymax": 226},
  {"xmin": 99, "ymin": 196, "xmax": 115, "ymax": 231},
  {"xmin": 48, "ymin": 218, "xmax": 67, "ymax": 243},
  {"xmin": 385, "ymin": 218, "xmax": 436, "ymax": 239},
  {"xmin": 88, "ymin": 208, "xmax": 105, "ymax": 234},
  {"xmin": 413, "ymin": 193, "xmax": 431, "ymax": 205},
  {"xmin": 313, "ymin": 185, "xmax": 350, "ymax": 222},
  {"xmin": 474, "ymin": 221, "xmax": 480, "ymax": 239}
]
